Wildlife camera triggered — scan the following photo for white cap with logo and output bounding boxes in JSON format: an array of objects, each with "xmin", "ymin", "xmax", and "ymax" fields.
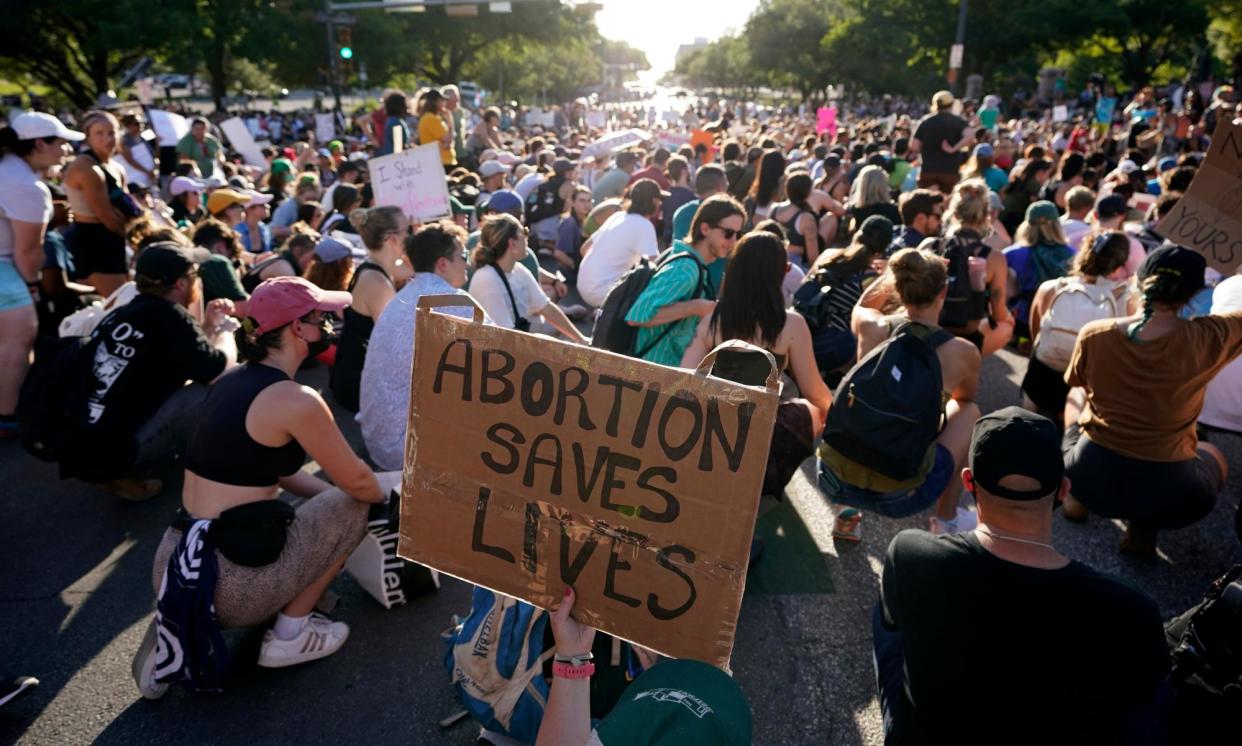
[{"xmin": 11, "ymin": 112, "xmax": 85, "ymax": 142}]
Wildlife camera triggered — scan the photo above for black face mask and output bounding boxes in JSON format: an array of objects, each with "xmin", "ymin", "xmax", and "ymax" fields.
[{"xmin": 305, "ymin": 316, "xmax": 338, "ymax": 358}]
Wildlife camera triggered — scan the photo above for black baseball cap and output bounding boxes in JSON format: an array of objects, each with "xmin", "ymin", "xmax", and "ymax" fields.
[
  {"xmin": 968, "ymin": 407, "xmax": 1064, "ymax": 501},
  {"xmin": 857, "ymin": 215, "xmax": 894, "ymax": 253},
  {"xmin": 1138, "ymin": 244, "xmax": 1206, "ymax": 297},
  {"xmin": 1095, "ymin": 194, "xmax": 1127, "ymax": 219},
  {"xmin": 135, "ymin": 242, "xmax": 212, "ymax": 284}
]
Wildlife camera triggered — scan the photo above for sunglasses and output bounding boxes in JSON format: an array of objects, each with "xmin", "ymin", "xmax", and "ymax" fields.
[{"xmin": 714, "ymin": 226, "xmax": 740, "ymax": 240}]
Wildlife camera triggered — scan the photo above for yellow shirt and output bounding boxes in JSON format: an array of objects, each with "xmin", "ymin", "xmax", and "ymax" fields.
[{"xmin": 418, "ymin": 113, "xmax": 455, "ymax": 166}]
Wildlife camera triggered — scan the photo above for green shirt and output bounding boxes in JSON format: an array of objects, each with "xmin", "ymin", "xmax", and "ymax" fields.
[
  {"xmin": 889, "ymin": 158, "xmax": 913, "ymax": 190},
  {"xmin": 176, "ymin": 133, "xmax": 221, "ymax": 178},
  {"xmin": 672, "ymin": 198, "xmax": 727, "ymax": 289},
  {"xmin": 625, "ymin": 240, "xmax": 712, "ymax": 367}
]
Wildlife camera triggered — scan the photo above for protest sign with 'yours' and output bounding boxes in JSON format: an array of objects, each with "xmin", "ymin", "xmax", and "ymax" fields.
[
  {"xmin": 398, "ymin": 296, "xmax": 778, "ymax": 667},
  {"xmin": 1157, "ymin": 121, "xmax": 1242, "ymax": 274}
]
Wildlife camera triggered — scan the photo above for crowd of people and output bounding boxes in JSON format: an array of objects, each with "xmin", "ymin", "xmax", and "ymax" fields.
[{"xmin": 2, "ymin": 73, "xmax": 1241, "ymax": 744}]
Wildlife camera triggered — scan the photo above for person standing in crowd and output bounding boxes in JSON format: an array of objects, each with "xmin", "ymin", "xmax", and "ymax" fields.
[
  {"xmin": 133, "ymin": 277, "xmax": 385, "ymax": 699},
  {"xmin": 330, "ymin": 206, "xmax": 409, "ymax": 412},
  {"xmin": 64, "ymin": 110, "xmax": 136, "ymax": 298},
  {"xmin": 592, "ymin": 150, "xmax": 639, "ymax": 202},
  {"xmin": 441, "ymin": 85, "xmax": 467, "ymax": 165},
  {"xmin": 0, "ymin": 113, "xmax": 82, "ymax": 440},
  {"xmin": 576, "ymin": 179, "xmax": 664, "ymax": 308},
  {"xmin": 959, "ymin": 143, "xmax": 1007, "ymax": 194},
  {"xmin": 359, "ymin": 222, "xmax": 475, "ymax": 472},
  {"xmin": 912, "ymin": 90, "xmax": 972, "ymax": 193},
  {"xmin": 824, "ymin": 248, "xmax": 982, "ymax": 539},
  {"xmin": 1062, "ymin": 246, "xmax": 1242, "ymax": 556},
  {"xmin": 875, "ymin": 408, "xmax": 1169, "ymax": 744},
  {"xmin": 468, "ymin": 214, "xmax": 585, "ymax": 342},
  {"xmin": 417, "ymin": 89, "xmax": 456, "ymax": 171},
  {"xmin": 60, "ymin": 243, "xmax": 236, "ymax": 500},
  {"xmin": 117, "ymin": 114, "xmax": 155, "ymax": 189},
  {"xmin": 626, "ymin": 195, "xmax": 744, "ymax": 366},
  {"xmin": 175, "ymin": 117, "xmax": 223, "ymax": 179},
  {"xmin": 377, "ymin": 91, "xmax": 410, "ymax": 157}
]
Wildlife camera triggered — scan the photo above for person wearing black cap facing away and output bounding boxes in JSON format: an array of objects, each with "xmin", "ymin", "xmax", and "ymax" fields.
[
  {"xmin": 60, "ymin": 242, "xmax": 237, "ymax": 500},
  {"xmin": 875, "ymin": 407, "xmax": 1169, "ymax": 745},
  {"xmin": 535, "ymin": 586, "xmax": 752, "ymax": 746},
  {"xmin": 1062, "ymin": 245, "xmax": 1242, "ymax": 555},
  {"xmin": 1087, "ymin": 194, "xmax": 1146, "ymax": 279}
]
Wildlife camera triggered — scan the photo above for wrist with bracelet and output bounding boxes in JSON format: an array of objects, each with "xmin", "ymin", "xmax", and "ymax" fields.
[{"xmin": 552, "ymin": 650, "xmax": 594, "ymax": 679}]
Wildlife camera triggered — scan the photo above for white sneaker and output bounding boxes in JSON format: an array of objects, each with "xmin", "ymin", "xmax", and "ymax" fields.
[
  {"xmin": 929, "ymin": 506, "xmax": 979, "ymax": 535},
  {"xmin": 257, "ymin": 613, "xmax": 349, "ymax": 668},
  {"xmin": 131, "ymin": 618, "xmax": 169, "ymax": 700}
]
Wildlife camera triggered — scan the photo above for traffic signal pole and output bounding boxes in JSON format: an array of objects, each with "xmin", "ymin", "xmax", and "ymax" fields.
[{"xmin": 324, "ymin": 0, "xmax": 343, "ymax": 112}]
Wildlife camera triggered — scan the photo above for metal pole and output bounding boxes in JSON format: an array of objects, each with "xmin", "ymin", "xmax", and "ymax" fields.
[
  {"xmin": 951, "ymin": 0, "xmax": 968, "ymax": 95},
  {"xmin": 325, "ymin": 0, "xmax": 343, "ymax": 113}
]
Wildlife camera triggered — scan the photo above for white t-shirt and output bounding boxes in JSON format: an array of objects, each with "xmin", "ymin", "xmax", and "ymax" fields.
[
  {"xmin": 514, "ymin": 172, "xmax": 544, "ymax": 202},
  {"xmin": 1201, "ymin": 275, "xmax": 1242, "ymax": 432},
  {"xmin": 468, "ymin": 262, "xmax": 547, "ymax": 330},
  {"xmin": 1060, "ymin": 216, "xmax": 1090, "ymax": 251},
  {"xmin": 0, "ymin": 153, "xmax": 52, "ymax": 261},
  {"xmin": 576, "ymin": 211, "xmax": 659, "ymax": 307}
]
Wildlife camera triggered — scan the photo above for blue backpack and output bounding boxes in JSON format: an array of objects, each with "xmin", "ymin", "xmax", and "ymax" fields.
[{"xmin": 444, "ymin": 588, "xmax": 553, "ymax": 742}]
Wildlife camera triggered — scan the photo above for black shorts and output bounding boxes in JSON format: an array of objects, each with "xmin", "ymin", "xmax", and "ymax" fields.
[
  {"xmin": 1062, "ymin": 423, "xmax": 1223, "ymax": 529},
  {"xmin": 67, "ymin": 222, "xmax": 128, "ymax": 278},
  {"xmin": 1021, "ymin": 356, "xmax": 1070, "ymax": 414}
]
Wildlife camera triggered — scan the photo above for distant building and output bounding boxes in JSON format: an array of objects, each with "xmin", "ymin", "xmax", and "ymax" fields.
[{"xmin": 675, "ymin": 38, "xmax": 710, "ymax": 67}]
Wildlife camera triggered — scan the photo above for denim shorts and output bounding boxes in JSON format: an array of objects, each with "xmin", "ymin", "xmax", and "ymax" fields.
[
  {"xmin": 818, "ymin": 444, "xmax": 955, "ymax": 518},
  {"xmin": 0, "ymin": 260, "xmax": 33, "ymax": 312}
]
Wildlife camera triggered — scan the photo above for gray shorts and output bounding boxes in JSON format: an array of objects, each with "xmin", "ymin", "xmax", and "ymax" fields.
[{"xmin": 152, "ymin": 487, "xmax": 369, "ymax": 628}]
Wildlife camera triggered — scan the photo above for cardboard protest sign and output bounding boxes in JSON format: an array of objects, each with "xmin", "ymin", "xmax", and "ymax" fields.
[
  {"xmin": 398, "ymin": 296, "xmax": 779, "ymax": 667},
  {"xmin": 148, "ymin": 109, "xmax": 188, "ymax": 148},
  {"xmin": 367, "ymin": 143, "xmax": 451, "ymax": 222},
  {"xmin": 220, "ymin": 117, "xmax": 268, "ymax": 171},
  {"xmin": 1156, "ymin": 121, "xmax": 1242, "ymax": 274},
  {"xmin": 315, "ymin": 112, "xmax": 337, "ymax": 143}
]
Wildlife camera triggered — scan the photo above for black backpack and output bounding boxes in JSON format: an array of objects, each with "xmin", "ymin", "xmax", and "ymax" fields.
[
  {"xmin": 17, "ymin": 334, "xmax": 90, "ymax": 463},
  {"xmin": 926, "ymin": 232, "xmax": 988, "ymax": 329},
  {"xmin": 793, "ymin": 265, "xmax": 849, "ymax": 335},
  {"xmin": 525, "ymin": 177, "xmax": 566, "ymax": 226},
  {"xmin": 1165, "ymin": 565, "xmax": 1242, "ymax": 743},
  {"xmin": 822, "ymin": 321, "xmax": 951, "ymax": 481},
  {"xmin": 591, "ymin": 250, "xmax": 708, "ymax": 357}
]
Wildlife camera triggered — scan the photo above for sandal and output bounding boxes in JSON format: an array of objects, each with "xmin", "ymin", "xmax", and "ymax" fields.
[{"xmin": 833, "ymin": 507, "xmax": 862, "ymax": 543}]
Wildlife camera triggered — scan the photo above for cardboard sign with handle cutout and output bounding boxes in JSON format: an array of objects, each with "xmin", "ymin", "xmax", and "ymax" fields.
[
  {"xmin": 398, "ymin": 295, "xmax": 779, "ymax": 668},
  {"xmin": 1156, "ymin": 121, "xmax": 1242, "ymax": 275}
]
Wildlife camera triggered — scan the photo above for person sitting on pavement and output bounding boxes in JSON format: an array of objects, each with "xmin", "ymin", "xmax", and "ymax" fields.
[
  {"xmin": 60, "ymin": 242, "xmax": 237, "ymax": 500},
  {"xmin": 623, "ymin": 194, "xmax": 743, "ymax": 365},
  {"xmin": 1059, "ymin": 185, "xmax": 1096, "ymax": 250},
  {"xmin": 534, "ymin": 586, "xmax": 752, "ymax": 746},
  {"xmin": 359, "ymin": 221, "xmax": 476, "ymax": 472},
  {"xmin": 551, "ymin": 184, "xmax": 592, "ymax": 282},
  {"xmin": 1088, "ymin": 194, "xmax": 1146, "ymax": 279},
  {"xmin": 301, "ymin": 235, "xmax": 354, "ymax": 292},
  {"xmin": 242, "ymin": 228, "xmax": 317, "ymax": 293},
  {"xmin": 821, "ymin": 247, "xmax": 982, "ymax": 540},
  {"xmin": 329, "ymin": 206, "xmax": 410, "ymax": 412},
  {"xmin": 133, "ymin": 275, "xmax": 384, "ymax": 699},
  {"xmin": 937, "ymin": 178, "xmax": 1015, "ymax": 356},
  {"xmin": 890, "ymin": 189, "xmax": 945, "ymax": 254},
  {"xmin": 875, "ymin": 407, "xmax": 1169, "ymax": 745},
  {"xmin": 1200, "ymin": 270, "xmax": 1242, "ymax": 437},
  {"xmin": 576, "ymin": 179, "xmax": 665, "ymax": 308},
  {"xmin": 770, "ymin": 172, "xmax": 823, "ymax": 267},
  {"xmin": 1002, "ymin": 200, "xmax": 1075, "ymax": 339},
  {"xmin": 1021, "ymin": 231, "xmax": 1134, "ymax": 418},
  {"xmin": 681, "ymin": 230, "xmax": 832, "ymax": 498},
  {"xmin": 1061, "ymin": 245, "xmax": 1242, "ymax": 556},
  {"xmin": 468, "ymin": 214, "xmax": 586, "ymax": 342}
]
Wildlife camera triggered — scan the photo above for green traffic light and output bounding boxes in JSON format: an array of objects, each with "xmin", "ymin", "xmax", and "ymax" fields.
[{"xmin": 340, "ymin": 46, "xmax": 353, "ymax": 60}]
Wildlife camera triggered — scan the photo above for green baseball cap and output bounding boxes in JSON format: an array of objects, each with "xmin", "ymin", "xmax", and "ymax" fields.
[
  {"xmin": 449, "ymin": 195, "xmax": 471, "ymax": 216},
  {"xmin": 592, "ymin": 660, "xmax": 752, "ymax": 746}
]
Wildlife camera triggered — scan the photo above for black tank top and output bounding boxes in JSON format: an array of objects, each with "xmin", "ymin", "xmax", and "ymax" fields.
[
  {"xmin": 330, "ymin": 261, "xmax": 392, "ymax": 411},
  {"xmin": 185, "ymin": 364, "xmax": 306, "ymax": 487}
]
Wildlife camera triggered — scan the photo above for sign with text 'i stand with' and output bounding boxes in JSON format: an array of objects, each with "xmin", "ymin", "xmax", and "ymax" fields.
[
  {"xmin": 1156, "ymin": 121, "xmax": 1242, "ymax": 275},
  {"xmin": 367, "ymin": 143, "xmax": 451, "ymax": 223},
  {"xmin": 398, "ymin": 296, "xmax": 779, "ymax": 667}
]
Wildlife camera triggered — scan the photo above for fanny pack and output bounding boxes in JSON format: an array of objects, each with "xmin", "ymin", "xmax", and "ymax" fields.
[{"xmin": 173, "ymin": 500, "xmax": 295, "ymax": 568}]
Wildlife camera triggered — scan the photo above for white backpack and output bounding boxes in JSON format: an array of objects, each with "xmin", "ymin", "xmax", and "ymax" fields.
[
  {"xmin": 57, "ymin": 281, "xmax": 138, "ymax": 339},
  {"xmin": 1033, "ymin": 277, "xmax": 1126, "ymax": 371}
]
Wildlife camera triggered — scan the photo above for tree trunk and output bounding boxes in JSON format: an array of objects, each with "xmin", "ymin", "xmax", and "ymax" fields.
[{"xmin": 208, "ymin": 37, "xmax": 229, "ymax": 112}]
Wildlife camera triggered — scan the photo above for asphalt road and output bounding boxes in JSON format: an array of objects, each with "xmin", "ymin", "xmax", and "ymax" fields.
[{"xmin": 3, "ymin": 347, "xmax": 1241, "ymax": 745}]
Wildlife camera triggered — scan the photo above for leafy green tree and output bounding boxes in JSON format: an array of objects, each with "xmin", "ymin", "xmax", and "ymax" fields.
[{"xmin": 744, "ymin": 0, "xmax": 843, "ymax": 99}]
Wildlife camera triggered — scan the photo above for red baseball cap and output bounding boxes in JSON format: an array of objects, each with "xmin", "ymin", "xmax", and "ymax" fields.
[{"xmin": 248, "ymin": 276, "xmax": 351, "ymax": 334}]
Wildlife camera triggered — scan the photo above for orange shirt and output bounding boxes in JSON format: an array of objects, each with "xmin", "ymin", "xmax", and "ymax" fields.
[{"xmin": 418, "ymin": 113, "xmax": 455, "ymax": 166}]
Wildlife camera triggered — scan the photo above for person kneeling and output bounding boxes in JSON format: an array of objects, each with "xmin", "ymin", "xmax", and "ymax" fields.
[{"xmin": 132, "ymin": 277, "xmax": 384, "ymax": 699}]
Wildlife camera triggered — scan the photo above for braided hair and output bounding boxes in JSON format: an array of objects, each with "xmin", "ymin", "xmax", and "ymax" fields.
[{"xmin": 1128, "ymin": 271, "xmax": 1199, "ymax": 341}]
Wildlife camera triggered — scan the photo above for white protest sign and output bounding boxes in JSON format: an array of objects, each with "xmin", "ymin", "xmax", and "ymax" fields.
[
  {"xmin": 657, "ymin": 131, "xmax": 692, "ymax": 152},
  {"xmin": 586, "ymin": 111, "xmax": 606, "ymax": 129},
  {"xmin": 220, "ymin": 117, "xmax": 268, "ymax": 171},
  {"xmin": 316, "ymin": 113, "xmax": 337, "ymax": 143},
  {"xmin": 1052, "ymin": 105, "xmax": 1069, "ymax": 123},
  {"xmin": 581, "ymin": 128, "xmax": 651, "ymax": 159},
  {"xmin": 148, "ymin": 109, "xmax": 188, "ymax": 147},
  {"xmin": 367, "ymin": 143, "xmax": 452, "ymax": 222}
]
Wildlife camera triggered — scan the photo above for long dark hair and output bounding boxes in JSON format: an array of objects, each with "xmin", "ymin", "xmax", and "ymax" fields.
[
  {"xmin": 0, "ymin": 127, "xmax": 46, "ymax": 157},
  {"xmin": 708, "ymin": 232, "xmax": 787, "ymax": 348},
  {"xmin": 784, "ymin": 172, "xmax": 813, "ymax": 214},
  {"xmin": 749, "ymin": 150, "xmax": 786, "ymax": 207}
]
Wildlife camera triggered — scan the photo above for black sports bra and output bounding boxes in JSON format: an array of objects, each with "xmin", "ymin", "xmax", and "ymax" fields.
[{"xmin": 185, "ymin": 364, "xmax": 306, "ymax": 487}]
